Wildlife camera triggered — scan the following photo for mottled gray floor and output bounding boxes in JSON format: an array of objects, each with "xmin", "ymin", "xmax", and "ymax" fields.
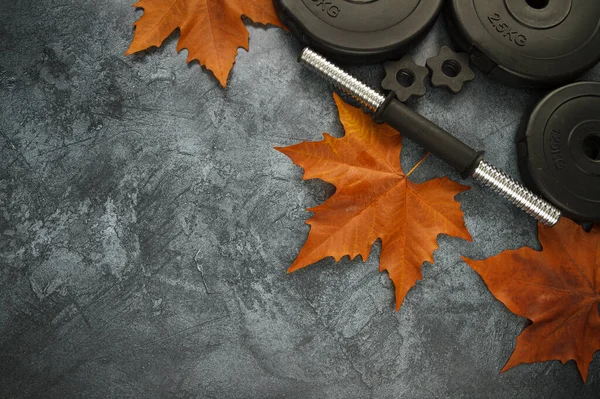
[{"xmin": 1, "ymin": 1, "xmax": 599, "ymax": 398}]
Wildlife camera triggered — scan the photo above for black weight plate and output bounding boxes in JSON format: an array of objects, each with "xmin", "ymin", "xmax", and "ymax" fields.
[
  {"xmin": 518, "ymin": 82, "xmax": 600, "ymax": 223},
  {"xmin": 446, "ymin": 0, "xmax": 600, "ymax": 88},
  {"xmin": 274, "ymin": 0, "xmax": 443, "ymax": 64}
]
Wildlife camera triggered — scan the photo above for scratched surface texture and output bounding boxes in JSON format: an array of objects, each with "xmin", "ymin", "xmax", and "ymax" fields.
[{"xmin": 1, "ymin": 1, "xmax": 599, "ymax": 398}]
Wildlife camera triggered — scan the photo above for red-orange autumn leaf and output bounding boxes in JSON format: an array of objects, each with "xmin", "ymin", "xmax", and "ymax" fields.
[
  {"xmin": 125, "ymin": 0, "xmax": 284, "ymax": 86},
  {"xmin": 464, "ymin": 219, "xmax": 600, "ymax": 382},
  {"xmin": 277, "ymin": 94, "xmax": 472, "ymax": 310}
]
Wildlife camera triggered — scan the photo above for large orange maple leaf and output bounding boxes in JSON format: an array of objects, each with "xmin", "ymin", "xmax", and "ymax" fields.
[
  {"xmin": 125, "ymin": 0, "xmax": 284, "ymax": 86},
  {"xmin": 277, "ymin": 95, "xmax": 472, "ymax": 310},
  {"xmin": 464, "ymin": 219, "xmax": 600, "ymax": 382}
]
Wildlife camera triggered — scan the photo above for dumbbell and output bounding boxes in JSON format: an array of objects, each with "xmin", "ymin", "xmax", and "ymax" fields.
[
  {"xmin": 299, "ymin": 47, "xmax": 562, "ymax": 226},
  {"xmin": 274, "ymin": 0, "xmax": 600, "ymax": 225}
]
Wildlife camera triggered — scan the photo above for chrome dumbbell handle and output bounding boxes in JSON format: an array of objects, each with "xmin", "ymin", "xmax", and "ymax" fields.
[
  {"xmin": 299, "ymin": 48, "xmax": 561, "ymax": 227},
  {"xmin": 300, "ymin": 47, "xmax": 386, "ymax": 112}
]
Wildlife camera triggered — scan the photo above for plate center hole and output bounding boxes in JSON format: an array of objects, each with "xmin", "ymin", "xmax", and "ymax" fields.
[
  {"xmin": 583, "ymin": 134, "xmax": 600, "ymax": 161},
  {"xmin": 526, "ymin": 0, "xmax": 550, "ymax": 9},
  {"xmin": 442, "ymin": 60, "xmax": 461, "ymax": 78},
  {"xmin": 396, "ymin": 69, "xmax": 415, "ymax": 88}
]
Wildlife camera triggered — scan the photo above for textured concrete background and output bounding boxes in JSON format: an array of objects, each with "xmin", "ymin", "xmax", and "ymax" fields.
[{"xmin": 1, "ymin": 1, "xmax": 599, "ymax": 398}]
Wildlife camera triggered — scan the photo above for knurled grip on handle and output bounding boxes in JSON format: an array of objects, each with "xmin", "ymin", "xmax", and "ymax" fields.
[
  {"xmin": 473, "ymin": 161, "xmax": 562, "ymax": 226},
  {"xmin": 298, "ymin": 47, "xmax": 563, "ymax": 227},
  {"xmin": 299, "ymin": 48, "xmax": 386, "ymax": 112}
]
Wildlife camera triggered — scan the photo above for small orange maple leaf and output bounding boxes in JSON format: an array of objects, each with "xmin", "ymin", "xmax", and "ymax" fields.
[
  {"xmin": 277, "ymin": 94, "xmax": 472, "ymax": 310},
  {"xmin": 125, "ymin": 0, "xmax": 284, "ymax": 87},
  {"xmin": 464, "ymin": 219, "xmax": 600, "ymax": 382}
]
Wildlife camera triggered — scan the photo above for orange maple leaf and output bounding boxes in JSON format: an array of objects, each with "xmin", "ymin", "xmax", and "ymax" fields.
[
  {"xmin": 464, "ymin": 219, "xmax": 600, "ymax": 382},
  {"xmin": 277, "ymin": 94, "xmax": 472, "ymax": 310},
  {"xmin": 125, "ymin": 0, "xmax": 284, "ymax": 87}
]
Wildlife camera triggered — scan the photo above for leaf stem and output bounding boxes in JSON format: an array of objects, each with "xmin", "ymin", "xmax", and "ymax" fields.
[{"xmin": 406, "ymin": 153, "xmax": 430, "ymax": 177}]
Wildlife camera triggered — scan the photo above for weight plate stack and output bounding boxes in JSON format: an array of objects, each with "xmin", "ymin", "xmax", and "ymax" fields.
[
  {"xmin": 274, "ymin": 0, "xmax": 443, "ymax": 63},
  {"xmin": 446, "ymin": 0, "xmax": 600, "ymax": 88},
  {"xmin": 518, "ymin": 82, "xmax": 600, "ymax": 223}
]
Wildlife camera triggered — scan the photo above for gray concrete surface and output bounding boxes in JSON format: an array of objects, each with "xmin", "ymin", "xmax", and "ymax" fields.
[{"xmin": 1, "ymin": 1, "xmax": 599, "ymax": 398}]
